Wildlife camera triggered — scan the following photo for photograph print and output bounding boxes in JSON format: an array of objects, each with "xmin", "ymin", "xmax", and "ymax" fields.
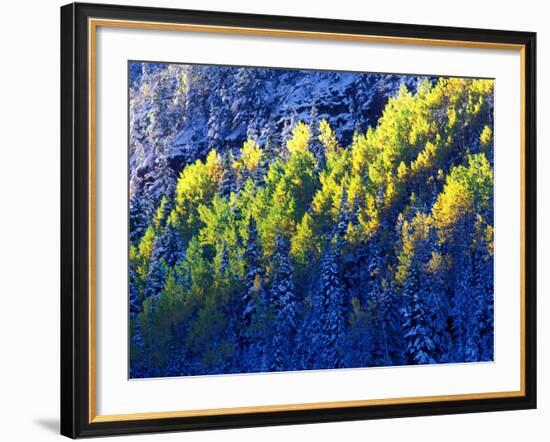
[{"xmin": 128, "ymin": 61, "xmax": 494, "ymax": 379}]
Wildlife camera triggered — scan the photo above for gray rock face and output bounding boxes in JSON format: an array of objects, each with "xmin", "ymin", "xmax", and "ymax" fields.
[{"xmin": 129, "ymin": 62, "xmax": 429, "ymax": 205}]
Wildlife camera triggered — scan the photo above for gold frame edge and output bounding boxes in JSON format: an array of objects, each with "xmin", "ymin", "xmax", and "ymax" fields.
[{"xmin": 87, "ymin": 18, "xmax": 527, "ymax": 423}]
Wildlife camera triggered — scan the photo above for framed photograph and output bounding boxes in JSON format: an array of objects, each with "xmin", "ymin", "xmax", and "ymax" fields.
[{"xmin": 60, "ymin": 2, "xmax": 536, "ymax": 438}]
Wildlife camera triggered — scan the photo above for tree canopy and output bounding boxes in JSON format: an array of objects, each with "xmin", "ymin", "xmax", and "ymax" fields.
[{"xmin": 129, "ymin": 71, "xmax": 494, "ymax": 378}]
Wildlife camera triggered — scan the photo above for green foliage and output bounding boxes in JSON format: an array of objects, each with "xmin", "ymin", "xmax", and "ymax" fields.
[
  {"xmin": 153, "ymin": 195, "xmax": 170, "ymax": 231},
  {"xmin": 238, "ymin": 140, "xmax": 263, "ymax": 172},
  {"xmin": 174, "ymin": 149, "xmax": 222, "ymax": 239},
  {"xmin": 433, "ymin": 152, "xmax": 493, "ymax": 242},
  {"xmin": 291, "ymin": 212, "xmax": 320, "ymax": 271},
  {"xmin": 130, "ymin": 77, "xmax": 495, "ymax": 376}
]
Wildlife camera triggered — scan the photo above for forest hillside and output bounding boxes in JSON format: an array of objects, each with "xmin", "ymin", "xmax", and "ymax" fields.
[{"xmin": 129, "ymin": 62, "xmax": 494, "ymax": 378}]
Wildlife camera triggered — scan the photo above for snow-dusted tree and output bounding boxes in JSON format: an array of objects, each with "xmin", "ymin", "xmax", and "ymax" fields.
[
  {"xmin": 308, "ymin": 105, "xmax": 325, "ymax": 170},
  {"xmin": 351, "ymin": 74, "xmax": 384, "ymax": 131},
  {"xmin": 473, "ymin": 229, "xmax": 494, "ymax": 361},
  {"xmin": 239, "ymin": 216, "xmax": 268, "ymax": 371},
  {"xmin": 160, "ymin": 222, "xmax": 184, "ymax": 268},
  {"xmin": 397, "ymin": 213, "xmax": 438, "ymax": 365},
  {"xmin": 318, "ymin": 235, "xmax": 347, "ymax": 368},
  {"xmin": 144, "ymin": 242, "xmax": 168, "ymax": 300},
  {"xmin": 269, "ymin": 232, "xmax": 298, "ymax": 371},
  {"xmin": 260, "ymin": 119, "xmax": 280, "ymax": 167},
  {"xmin": 401, "ymin": 265, "xmax": 436, "ymax": 365},
  {"xmin": 280, "ymin": 111, "xmax": 298, "ymax": 159},
  {"xmin": 230, "ymin": 67, "xmax": 269, "ymax": 140},
  {"xmin": 129, "ymin": 192, "xmax": 152, "ymax": 243},
  {"xmin": 219, "ymin": 150, "xmax": 237, "ymax": 200},
  {"xmin": 129, "ymin": 264, "xmax": 142, "ymax": 317},
  {"xmin": 242, "ymin": 216, "xmax": 264, "ymax": 327},
  {"xmin": 207, "ymin": 87, "xmax": 232, "ymax": 150}
]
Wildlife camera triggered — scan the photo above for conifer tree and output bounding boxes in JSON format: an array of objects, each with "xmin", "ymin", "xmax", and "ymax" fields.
[
  {"xmin": 219, "ymin": 242, "xmax": 230, "ymax": 279},
  {"xmin": 219, "ymin": 150, "xmax": 237, "ymax": 199},
  {"xmin": 144, "ymin": 235, "xmax": 169, "ymax": 300},
  {"xmin": 128, "ymin": 71, "xmax": 496, "ymax": 377},
  {"xmin": 207, "ymin": 98, "xmax": 228, "ymax": 149},
  {"xmin": 261, "ymin": 119, "xmax": 280, "ymax": 166},
  {"xmin": 161, "ymin": 222, "xmax": 184, "ymax": 267},
  {"xmin": 240, "ymin": 216, "xmax": 268, "ymax": 371},
  {"xmin": 269, "ymin": 232, "xmax": 298, "ymax": 371},
  {"xmin": 308, "ymin": 105, "xmax": 326, "ymax": 170},
  {"xmin": 129, "ymin": 192, "xmax": 152, "ymax": 243},
  {"xmin": 474, "ymin": 229, "xmax": 494, "ymax": 361},
  {"xmin": 280, "ymin": 111, "xmax": 298, "ymax": 158},
  {"xmin": 318, "ymin": 235, "xmax": 347, "ymax": 368},
  {"xmin": 129, "ymin": 264, "xmax": 142, "ymax": 317},
  {"xmin": 242, "ymin": 217, "xmax": 264, "ymax": 326},
  {"xmin": 401, "ymin": 267, "xmax": 436, "ymax": 365}
]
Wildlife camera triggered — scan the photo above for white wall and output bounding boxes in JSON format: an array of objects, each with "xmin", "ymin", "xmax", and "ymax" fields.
[{"xmin": 0, "ymin": 0, "xmax": 546, "ymax": 440}]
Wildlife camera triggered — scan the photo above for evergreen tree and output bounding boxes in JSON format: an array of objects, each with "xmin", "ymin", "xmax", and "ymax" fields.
[
  {"xmin": 474, "ymin": 230, "xmax": 494, "ymax": 361},
  {"xmin": 147, "ymin": 158, "xmax": 177, "ymax": 206},
  {"xmin": 207, "ymin": 85, "xmax": 232, "ymax": 149},
  {"xmin": 261, "ymin": 119, "xmax": 280, "ymax": 166},
  {"xmin": 246, "ymin": 121, "xmax": 260, "ymax": 143},
  {"xmin": 242, "ymin": 217, "xmax": 264, "ymax": 327},
  {"xmin": 308, "ymin": 105, "xmax": 325, "ymax": 170},
  {"xmin": 162, "ymin": 222, "xmax": 184, "ymax": 267},
  {"xmin": 240, "ymin": 216, "xmax": 269, "ymax": 371},
  {"xmin": 269, "ymin": 232, "xmax": 298, "ymax": 371},
  {"xmin": 280, "ymin": 111, "xmax": 298, "ymax": 158},
  {"xmin": 129, "ymin": 192, "xmax": 152, "ymax": 243},
  {"xmin": 219, "ymin": 242, "xmax": 230, "ymax": 278},
  {"xmin": 219, "ymin": 150, "xmax": 237, "ymax": 199},
  {"xmin": 363, "ymin": 246, "xmax": 392, "ymax": 366},
  {"xmin": 144, "ymin": 256, "xmax": 167, "ymax": 300},
  {"xmin": 128, "ymin": 70, "xmax": 495, "ymax": 377},
  {"xmin": 231, "ymin": 67, "xmax": 268, "ymax": 137},
  {"xmin": 129, "ymin": 264, "xmax": 142, "ymax": 317},
  {"xmin": 401, "ymin": 266, "xmax": 436, "ymax": 365},
  {"xmin": 318, "ymin": 235, "xmax": 347, "ymax": 368}
]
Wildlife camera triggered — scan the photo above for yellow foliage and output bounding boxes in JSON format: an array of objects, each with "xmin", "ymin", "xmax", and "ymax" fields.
[
  {"xmin": 484, "ymin": 223, "xmax": 494, "ymax": 256},
  {"xmin": 238, "ymin": 140, "xmax": 263, "ymax": 172},
  {"xmin": 175, "ymin": 150, "xmax": 222, "ymax": 227},
  {"xmin": 397, "ymin": 161, "xmax": 408, "ymax": 180},
  {"xmin": 480, "ymin": 125, "xmax": 493, "ymax": 147},
  {"xmin": 166, "ymin": 208, "xmax": 180, "ymax": 229},
  {"xmin": 286, "ymin": 121, "xmax": 311, "ymax": 153},
  {"xmin": 385, "ymin": 172, "xmax": 396, "ymax": 205},
  {"xmin": 347, "ymin": 175, "xmax": 366, "ymax": 208},
  {"xmin": 471, "ymin": 79, "xmax": 494, "ymax": 96},
  {"xmin": 447, "ymin": 107, "xmax": 457, "ymax": 128},
  {"xmin": 432, "ymin": 176, "xmax": 472, "ymax": 239},
  {"xmin": 291, "ymin": 212, "xmax": 319, "ymax": 266},
  {"xmin": 350, "ymin": 131, "xmax": 370, "ymax": 176},
  {"xmin": 411, "ymin": 142, "xmax": 437, "ymax": 174},
  {"xmin": 129, "ymin": 244, "xmax": 138, "ymax": 262},
  {"xmin": 138, "ymin": 225, "xmax": 155, "ymax": 261},
  {"xmin": 205, "ymin": 149, "xmax": 223, "ymax": 182},
  {"xmin": 357, "ymin": 193, "xmax": 379, "ymax": 236},
  {"xmin": 311, "ymin": 172, "xmax": 345, "ymax": 226},
  {"xmin": 467, "ymin": 80, "xmax": 494, "ymax": 116},
  {"xmin": 432, "ymin": 153, "xmax": 493, "ymax": 242},
  {"xmin": 153, "ymin": 195, "xmax": 169, "ymax": 230},
  {"xmin": 409, "ymin": 114, "xmax": 430, "ymax": 145},
  {"xmin": 427, "ymin": 251, "xmax": 446, "ymax": 274},
  {"xmin": 319, "ymin": 119, "xmax": 340, "ymax": 156},
  {"xmin": 396, "ymin": 212, "xmax": 433, "ymax": 283}
]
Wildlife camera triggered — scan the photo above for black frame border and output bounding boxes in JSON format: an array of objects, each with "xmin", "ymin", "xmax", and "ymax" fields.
[{"xmin": 60, "ymin": 2, "xmax": 537, "ymax": 438}]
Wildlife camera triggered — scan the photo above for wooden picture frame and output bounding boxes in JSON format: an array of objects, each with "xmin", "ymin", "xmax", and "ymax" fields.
[{"xmin": 61, "ymin": 2, "xmax": 536, "ymax": 438}]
